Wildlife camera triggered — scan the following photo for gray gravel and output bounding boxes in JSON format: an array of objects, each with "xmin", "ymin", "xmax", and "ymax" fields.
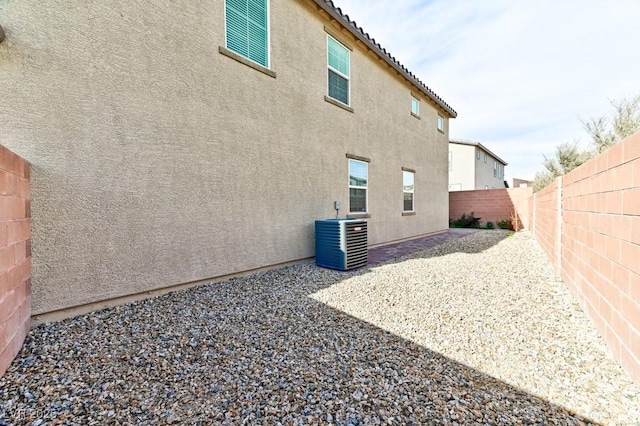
[{"xmin": 1, "ymin": 230, "xmax": 638, "ymax": 425}]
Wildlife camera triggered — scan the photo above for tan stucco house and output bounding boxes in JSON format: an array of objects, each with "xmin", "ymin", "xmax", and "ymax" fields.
[
  {"xmin": 448, "ymin": 139, "xmax": 507, "ymax": 191},
  {"xmin": 0, "ymin": 0, "xmax": 456, "ymax": 319}
]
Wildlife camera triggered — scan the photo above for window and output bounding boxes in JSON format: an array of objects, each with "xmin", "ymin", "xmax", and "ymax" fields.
[
  {"xmin": 437, "ymin": 115, "xmax": 444, "ymax": 132},
  {"xmin": 448, "ymin": 151, "xmax": 452, "ymax": 171},
  {"xmin": 484, "ymin": 153, "xmax": 487, "ymax": 163},
  {"xmin": 493, "ymin": 161, "xmax": 498, "ymax": 177},
  {"xmin": 328, "ymin": 36, "xmax": 350, "ymax": 105},
  {"xmin": 403, "ymin": 171, "xmax": 414, "ymax": 212},
  {"xmin": 349, "ymin": 159, "xmax": 367, "ymax": 212},
  {"xmin": 225, "ymin": 0, "xmax": 269, "ymax": 68},
  {"xmin": 411, "ymin": 96, "xmax": 420, "ymax": 116},
  {"xmin": 476, "ymin": 149, "xmax": 480, "ymax": 160}
]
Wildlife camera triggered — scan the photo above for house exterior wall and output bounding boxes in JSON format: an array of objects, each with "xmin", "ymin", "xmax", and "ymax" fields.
[
  {"xmin": 448, "ymin": 144, "xmax": 475, "ymax": 190},
  {"xmin": 0, "ymin": 146, "xmax": 30, "ymax": 378},
  {"xmin": 474, "ymin": 148, "xmax": 505, "ymax": 190},
  {"xmin": 0, "ymin": 0, "xmax": 452, "ymax": 316},
  {"xmin": 448, "ymin": 143, "xmax": 505, "ymax": 191}
]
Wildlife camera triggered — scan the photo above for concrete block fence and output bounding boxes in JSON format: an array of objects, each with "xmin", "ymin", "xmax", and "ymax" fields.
[
  {"xmin": 557, "ymin": 132, "xmax": 640, "ymax": 384},
  {"xmin": 449, "ymin": 187, "xmax": 533, "ymax": 230},
  {"xmin": 449, "ymin": 131, "xmax": 640, "ymax": 384},
  {"xmin": 0, "ymin": 145, "xmax": 31, "ymax": 377}
]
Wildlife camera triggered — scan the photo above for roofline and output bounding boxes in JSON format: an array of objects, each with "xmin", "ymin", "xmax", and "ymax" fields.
[
  {"xmin": 449, "ymin": 139, "xmax": 508, "ymax": 165},
  {"xmin": 310, "ymin": 0, "xmax": 457, "ymax": 118}
]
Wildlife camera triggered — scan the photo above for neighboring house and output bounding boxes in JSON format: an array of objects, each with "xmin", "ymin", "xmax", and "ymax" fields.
[
  {"xmin": 0, "ymin": 0, "xmax": 456, "ymax": 318},
  {"xmin": 509, "ymin": 178, "xmax": 533, "ymax": 188},
  {"xmin": 448, "ymin": 139, "xmax": 507, "ymax": 191}
]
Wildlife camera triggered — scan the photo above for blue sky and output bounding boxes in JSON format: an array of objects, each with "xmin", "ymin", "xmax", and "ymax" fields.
[{"xmin": 336, "ymin": 0, "xmax": 640, "ymax": 180}]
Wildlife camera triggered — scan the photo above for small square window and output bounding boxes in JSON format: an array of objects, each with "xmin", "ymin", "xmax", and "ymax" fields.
[
  {"xmin": 411, "ymin": 96, "xmax": 420, "ymax": 116},
  {"xmin": 225, "ymin": 0, "xmax": 269, "ymax": 68},
  {"xmin": 437, "ymin": 115, "xmax": 444, "ymax": 132}
]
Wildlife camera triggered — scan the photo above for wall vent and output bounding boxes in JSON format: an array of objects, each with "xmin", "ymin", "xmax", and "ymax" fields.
[{"xmin": 315, "ymin": 219, "xmax": 368, "ymax": 270}]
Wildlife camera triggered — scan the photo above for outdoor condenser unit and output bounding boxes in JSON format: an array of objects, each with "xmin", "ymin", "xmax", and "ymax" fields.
[{"xmin": 315, "ymin": 218, "xmax": 368, "ymax": 271}]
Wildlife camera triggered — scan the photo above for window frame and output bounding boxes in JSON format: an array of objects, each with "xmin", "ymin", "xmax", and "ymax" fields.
[
  {"xmin": 223, "ymin": 0, "xmax": 271, "ymax": 69},
  {"xmin": 476, "ymin": 149, "xmax": 480, "ymax": 160},
  {"xmin": 437, "ymin": 114, "xmax": 445, "ymax": 132},
  {"xmin": 348, "ymin": 159, "xmax": 368, "ymax": 213},
  {"xmin": 411, "ymin": 96, "xmax": 420, "ymax": 117},
  {"xmin": 402, "ymin": 170, "xmax": 415, "ymax": 213},
  {"xmin": 494, "ymin": 160, "xmax": 498, "ymax": 177},
  {"xmin": 327, "ymin": 35, "xmax": 351, "ymax": 106},
  {"xmin": 484, "ymin": 153, "xmax": 488, "ymax": 163}
]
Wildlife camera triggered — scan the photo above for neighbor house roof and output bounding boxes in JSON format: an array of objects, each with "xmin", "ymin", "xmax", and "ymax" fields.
[
  {"xmin": 449, "ymin": 139, "xmax": 508, "ymax": 165},
  {"xmin": 311, "ymin": 0, "xmax": 457, "ymax": 118}
]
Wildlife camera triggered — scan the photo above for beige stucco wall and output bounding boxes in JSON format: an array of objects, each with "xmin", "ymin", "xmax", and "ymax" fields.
[
  {"xmin": 475, "ymin": 149, "xmax": 504, "ymax": 190},
  {"xmin": 0, "ymin": 0, "xmax": 452, "ymax": 315}
]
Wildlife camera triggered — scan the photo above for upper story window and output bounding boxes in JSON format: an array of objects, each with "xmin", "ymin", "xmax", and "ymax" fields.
[
  {"xmin": 411, "ymin": 96, "xmax": 420, "ymax": 116},
  {"xmin": 328, "ymin": 36, "xmax": 350, "ymax": 106},
  {"xmin": 349, "ymin": 159, "xmax": 368, "ymax": 213},
  {"xmin": 437, "ymin": 115, "xmax": 445, "ymax": 132},
  {"xmin": 484, "ymin": 153, "xmax": 488, "ymax": 163},
  {"xmin": 403, "ymin": 170, "xmax": 415, "ymax": 212},
  {"xmin": 476, "ymin": 149, "xmax": 480, "ymax": 160},
  {"xmin": 494, "ymin": 161, "xmax": 498, "ymax": 177},
  {"xmin": 225, "ymin": 0, "xmax": 269, "ymax": 68}
]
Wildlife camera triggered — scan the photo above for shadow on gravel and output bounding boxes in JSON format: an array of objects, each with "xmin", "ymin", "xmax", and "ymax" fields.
[{"xmin": 0, "ymin": 259, "xmax": 598, "ymax": 424}]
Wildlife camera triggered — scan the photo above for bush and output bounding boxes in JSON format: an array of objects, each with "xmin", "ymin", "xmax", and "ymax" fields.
[
  {"xmin": 450, "ymin": 212, "xmax": 481, "ymax": 228},
  {"xmin": 497, "ymin": 219, "xmax": 511, "ymax": 230},
  {"xmin": 486, "ymin": 221, "xmax": 495, "ymax": 229}
]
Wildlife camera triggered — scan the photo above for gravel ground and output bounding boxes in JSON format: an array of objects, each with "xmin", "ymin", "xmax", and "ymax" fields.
[{"xmin": 1, "ymin": 230, "xmax": 638, "ymax": 425}]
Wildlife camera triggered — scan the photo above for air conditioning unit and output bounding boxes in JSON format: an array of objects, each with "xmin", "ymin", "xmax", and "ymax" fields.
[{"xmin": 315, "ymin": 219, "xmax": 368, "ymax": 271}]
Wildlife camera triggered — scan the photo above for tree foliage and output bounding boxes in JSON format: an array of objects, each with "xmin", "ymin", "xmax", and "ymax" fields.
[
  {"xmin": 533, "ymin": 142, "xmax": 591, "ymax": 191},
  {"xmin": 582, "ymin": 94, "xmax": 640, "ymax": 153},
  {"xmin": 533, "ymin": 93, "xmax": 640, "ymax": 192}
]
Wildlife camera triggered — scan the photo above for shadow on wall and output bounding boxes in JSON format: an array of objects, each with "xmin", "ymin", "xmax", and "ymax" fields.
[{"xmin": 0, "ymin": 232, "xmax": 597, "ymax": 424}]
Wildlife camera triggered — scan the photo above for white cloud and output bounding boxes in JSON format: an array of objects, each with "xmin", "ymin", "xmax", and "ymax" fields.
[{"xmin": 337, "ymin": 0, "xmax": 640, "ymax": 179}]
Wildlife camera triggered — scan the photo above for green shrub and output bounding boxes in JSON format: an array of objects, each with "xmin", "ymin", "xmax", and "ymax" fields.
[
  {"xmin": 486, "ymin": 221, "xmax": 495, "ymax": 229},
  {"xmin": 497, "ymin": 219, "xmax": 511, "ymax": 230},
  {"xmin": 450, "ymin": 212, "xmax": 482, "ymax": 228}
]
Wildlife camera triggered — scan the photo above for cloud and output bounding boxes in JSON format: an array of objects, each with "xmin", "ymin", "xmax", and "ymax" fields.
[{"xmin": 337, "ymin": 0, "xmax": 640, "ymax": 179}]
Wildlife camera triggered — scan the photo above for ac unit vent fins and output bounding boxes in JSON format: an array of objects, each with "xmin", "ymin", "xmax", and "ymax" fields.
[{"xmin": 315, "ymin": 219, "xmax": 368, "ymax": 271}]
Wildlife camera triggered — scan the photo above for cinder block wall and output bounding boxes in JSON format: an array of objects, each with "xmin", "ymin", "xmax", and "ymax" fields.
[
  {"xmin": 560, "ymin": 132, "xmax": 640, "ymax": 383},
  {"xmin": 449, "ymin": 187, "xmax": 532, "ymax": 229},
  {"xmin": 532, "ymin": 179, "xmax": 561, "ymax": 272},
  {"xmin": 0, "ymin": 145, "xmax": 31, "ymax": 378}
]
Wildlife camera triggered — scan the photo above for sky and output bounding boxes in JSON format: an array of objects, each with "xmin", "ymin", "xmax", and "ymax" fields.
[{"xmin": 335, "ymin": 0, "xmax": 640, "ymax": 180}]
